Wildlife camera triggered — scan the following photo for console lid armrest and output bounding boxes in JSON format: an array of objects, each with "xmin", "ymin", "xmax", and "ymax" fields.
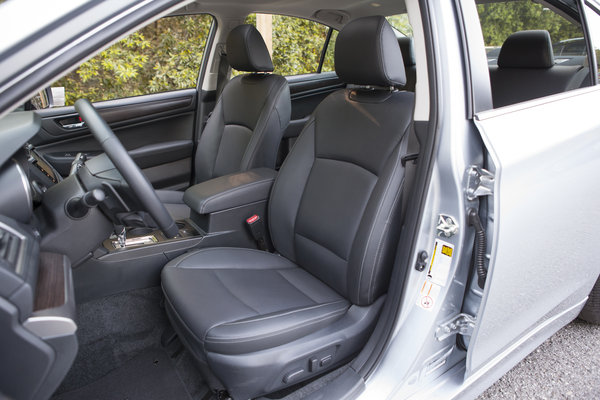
[{"xmin": 183, "ymin": 168, "xmax": 277, "ymax": 214}]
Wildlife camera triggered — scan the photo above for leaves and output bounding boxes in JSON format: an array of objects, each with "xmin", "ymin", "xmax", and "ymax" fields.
[
  {"xmin": 55, "ymin": 15, "xmax": 212, "ymax": 105},
  {"xmin": 477, "ymin": 1, "xmax": 583, "ymax": 47}
]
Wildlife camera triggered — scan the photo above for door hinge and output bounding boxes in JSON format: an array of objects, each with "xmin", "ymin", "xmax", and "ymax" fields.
[
  {"xmin": 466, "ymin": 166, "xmax": 494, "ymax": 201},
  {"xmin": 435, "ymin": 313, "xmax": 476, "ymax": 341}
]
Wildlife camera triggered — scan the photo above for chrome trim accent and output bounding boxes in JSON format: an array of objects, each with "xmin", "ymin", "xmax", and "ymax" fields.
[{"xmin": 23, "ymin": 316, "xmax": 77, "ymax": 339}]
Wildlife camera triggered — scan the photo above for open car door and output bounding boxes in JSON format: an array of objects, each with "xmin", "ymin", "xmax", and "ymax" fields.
[{"xmin": 465, "ymin": 87, "xmax": 600, "ymax": 379}]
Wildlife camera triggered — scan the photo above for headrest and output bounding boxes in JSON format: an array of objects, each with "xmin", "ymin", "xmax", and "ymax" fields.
[
  {"xmin": 226, "ymin": 25, "xmax": 274, "ymax": 72},
  {"xmin": 335, "ymin": 16, "xmax": 406, "ymax": 87},
  {"xmin": 397, "ymin": 36, "xmax": 415, "ymax": 66},
  {"xmin": 498, "ymin": 30, "xmax": 554, "ymax": 69}
]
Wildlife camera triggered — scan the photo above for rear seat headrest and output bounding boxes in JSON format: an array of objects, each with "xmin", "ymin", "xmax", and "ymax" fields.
[
  {"xmin": 498, "ymin": 30, "xmax": 554, "ymax": 69},
  {"xmin": 397, "ymin": 37, "xmax": 415, "ymax": 66},
  {"xmin": 335, "ymin": 16, "xmax": 406, "ymax": 87},
  {"xmin": 226, "ymin": 24, "xmax": 274, "ymax": 72}
]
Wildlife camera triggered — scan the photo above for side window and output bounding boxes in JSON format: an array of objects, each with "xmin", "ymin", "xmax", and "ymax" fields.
[
  {"xmin": 477, "ymin": 1, "xmax": 584, "ymax": 65},
  {"xmin": 386, "ymin": 14, "xmax": 413, "ymax": 37},
  {"xmin": 321, "ymin": 30, "xmax": 338, "ymax": 73},
  {"xmin": 583, "ymin": 1, "xmax": 600, "ymax": 82},
  {"xmin": 236, "ymin": 14, "xmax": 336, "ymax": 76},
  {"xmin": 476, "ymin": 0, "xmax": 591, "ymax": 108},
  {"xmin": 51, "ymin": 14, "xmax": 213, "ymax": 106}
]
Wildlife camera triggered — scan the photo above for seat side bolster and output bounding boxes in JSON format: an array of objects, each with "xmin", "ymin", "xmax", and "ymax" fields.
[{"xmin": 204, "ymin": 300, "xmax": 349, "ymax": 355}]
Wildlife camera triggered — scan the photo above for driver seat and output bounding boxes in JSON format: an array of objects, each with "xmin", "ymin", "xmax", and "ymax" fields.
[
  {"xmin": 161, "ymin": 16, "xmax": 414, "ymax": 399},
  {"xmin": 158, "ymin": 24, "xmax": 291, "ymax": 219}
]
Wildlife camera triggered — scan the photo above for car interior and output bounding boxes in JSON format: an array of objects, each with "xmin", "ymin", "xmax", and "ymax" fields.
[{"xmin": 0, "ymin": 0, "xmax": 596, "ymax": 399}]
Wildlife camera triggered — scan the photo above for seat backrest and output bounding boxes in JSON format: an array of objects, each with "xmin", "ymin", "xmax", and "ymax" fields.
[
  {"xmin": 398, "ymin": 36, "xmax": 416, "ymax": 92},
  {"xmin": 489, "ymin": 30, "xmax": 587, "ymax": 108},
  {"xmin": 194, "ymin": 25, "xmax": 291, "ymax": 182},
  {"xmin": 269, "ymin": 16, "xmax": 415, "ymax": 307}
]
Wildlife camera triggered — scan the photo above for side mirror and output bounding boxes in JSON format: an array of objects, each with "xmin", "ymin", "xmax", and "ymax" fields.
[{"xmin": 25, "ymin": 87, "xmax": 65, "ymax": 110}]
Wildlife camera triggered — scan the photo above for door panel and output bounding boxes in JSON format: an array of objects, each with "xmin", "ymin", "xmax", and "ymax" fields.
[
  {"xmin": 32, "ymin": 89, "xmax": 197, "ymax": 190},
  {"xmin": 467, "ymin": 87, "xmax": 600, "ymax": 376}
]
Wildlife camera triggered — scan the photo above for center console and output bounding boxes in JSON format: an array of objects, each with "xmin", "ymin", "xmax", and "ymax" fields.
[{"xmin": 74, "ymin": 168, "xmax": 277, "ymax": 303}]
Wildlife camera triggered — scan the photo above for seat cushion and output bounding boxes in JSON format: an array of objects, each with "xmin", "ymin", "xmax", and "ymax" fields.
[{"xmin": 161, "ymin": 247, "xmax": 349, "ymax": 355}]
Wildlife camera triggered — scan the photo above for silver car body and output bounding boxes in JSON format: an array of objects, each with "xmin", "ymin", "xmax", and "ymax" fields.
[{"xmin": 0, "ymin": 0, "xmax": 598, "ymax": 399}]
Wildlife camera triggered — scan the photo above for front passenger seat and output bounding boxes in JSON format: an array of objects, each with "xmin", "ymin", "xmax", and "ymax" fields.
[
  {"xmin": 158, "ymin": 24, "xmax": 291, "ymax": 219},
  {"xmin": 161, "ymin": 16, "xmax": 415, "ymax": 399}
]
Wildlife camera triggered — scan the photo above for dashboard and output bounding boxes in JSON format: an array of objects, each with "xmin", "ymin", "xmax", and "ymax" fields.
[{"xmin": 0, "ymin": 112, "xmax": 78, "ymax": 399}]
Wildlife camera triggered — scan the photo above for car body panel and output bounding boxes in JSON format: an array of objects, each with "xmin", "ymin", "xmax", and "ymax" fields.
[{"xmin": 468, "ymin": 85, "xmax": 600, "ymax": 376}]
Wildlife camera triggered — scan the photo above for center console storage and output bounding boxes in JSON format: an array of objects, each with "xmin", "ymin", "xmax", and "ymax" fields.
[{"xmin": 183, "ymin": 167, "xmax": 277, "ymax": 248}]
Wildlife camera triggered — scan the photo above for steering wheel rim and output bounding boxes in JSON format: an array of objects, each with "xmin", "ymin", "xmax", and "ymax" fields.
[{"xmin": 74, "ymin": 99, "xmax": 179, "ymax": 238}]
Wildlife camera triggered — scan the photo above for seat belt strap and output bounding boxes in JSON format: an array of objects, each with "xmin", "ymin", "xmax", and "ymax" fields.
[{"xmin": 401, "ymin": 124, "xmax": 420, "ymax": 216}]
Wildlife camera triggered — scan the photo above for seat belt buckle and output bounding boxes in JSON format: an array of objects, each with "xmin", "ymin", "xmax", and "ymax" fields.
[{"xmin": 246, "ymin": 214, "xmax": 272, "ymax": 251}]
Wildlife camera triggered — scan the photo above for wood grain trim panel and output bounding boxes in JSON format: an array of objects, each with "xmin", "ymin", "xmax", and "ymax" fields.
[{"xmin": 34, "ymin": 252, "xmax": 66, "ymax": 311}]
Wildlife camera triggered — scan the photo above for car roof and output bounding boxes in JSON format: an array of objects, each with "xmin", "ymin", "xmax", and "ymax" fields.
[{"xmin": 174, "ymin": 0, "xmax": 408, "ymax": 29}]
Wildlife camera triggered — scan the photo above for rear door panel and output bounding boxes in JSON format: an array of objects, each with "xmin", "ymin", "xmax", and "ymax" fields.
[
  {"xmin": 32, "ymin": 89, "xmax": 196, "ymax": 190},
  {"xmin": 467, "ymin": 87, "xmax": 600, "ymax": 375}
]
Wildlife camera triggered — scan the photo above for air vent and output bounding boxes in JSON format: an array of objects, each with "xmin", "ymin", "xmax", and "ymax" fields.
[{"xmin": 0, "ymin": 229, "xmax": 20, "ymax": 269}]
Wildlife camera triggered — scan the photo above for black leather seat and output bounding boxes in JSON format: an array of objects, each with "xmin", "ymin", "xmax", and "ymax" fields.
[
  {"xmin": 162, "ymin": 16, "xmax": 414, "ymax": 399},
  {"xmin": 398, "ymin": 36, "xmax": 416, "ymax": 92},
  {"xmin": 158, "ymin": 24, "xmax": 291, "ymax": 219},
  {"xmin": 489, "ymin": 30, "xmax": 588, "ymax": 108}
]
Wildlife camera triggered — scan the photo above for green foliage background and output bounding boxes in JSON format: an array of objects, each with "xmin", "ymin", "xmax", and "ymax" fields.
[
  {"xmin": 236, "ymin": 14, "xmax": 336, "ymax": 76},
  {"xmin": 477, "ymin": 1, "xmax": 582, "ymax": 46},
  {"xmin": 56, "ymin": 15, "xmax": 212, "ymax": 105},
  {"xmin": 53, "ymin": 3, "xmax": 585, "ymax": 106}
]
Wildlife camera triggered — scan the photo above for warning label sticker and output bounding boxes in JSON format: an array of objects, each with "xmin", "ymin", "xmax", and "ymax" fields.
[
  {"xmin": 427, "ymin": 239, "xmax": 454, "ymax": 287},
  {"xmin": 416, "ymin": 280, "xmax": 441, "ymax": 311},
  {"xmin": 416, "ymin": 239, "xmax": 454, "ymax": 312}
]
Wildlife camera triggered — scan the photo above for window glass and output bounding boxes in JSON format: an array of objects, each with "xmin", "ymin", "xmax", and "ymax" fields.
[
  {"xmin": 477, "ymin": 1, "xmax": 584, "ymax": 65},
  {"xmin": 583, "ymin": 1, "xmax": 600, "ymax": 82},
  {"xmin": 386, "ymin": 14, "xmax": 413, "ymax": 37},
  {"xmin": 321, "ymin": 30, "xmax": 338, "ymax": 73},
  {"xmin": 52, "ymin": 14, "xmax": 213, "ymax": 106},
  {"xmin": 236, "ymin": 14, "xmax": 333, "ymax": 76}
]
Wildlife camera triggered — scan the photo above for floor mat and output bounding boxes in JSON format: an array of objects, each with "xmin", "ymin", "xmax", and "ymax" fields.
[{"xmin": 53, "ymin": 348, "xmax": 193, "ymax": 400}]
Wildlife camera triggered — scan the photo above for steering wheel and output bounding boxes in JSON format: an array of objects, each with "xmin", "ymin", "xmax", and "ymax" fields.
[{"xmin": 74, "ymin": 99, "xmax": 179, "ymax": 238}]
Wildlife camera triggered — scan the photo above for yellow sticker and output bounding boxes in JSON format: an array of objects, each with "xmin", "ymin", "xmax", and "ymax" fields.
[
  {"xmin": 427, "ymin": 239, "xmax": 454, "ymax": 287},
  {"xmin": 441, "ymin": 245, "xmax": 453, "ymax": 257}
]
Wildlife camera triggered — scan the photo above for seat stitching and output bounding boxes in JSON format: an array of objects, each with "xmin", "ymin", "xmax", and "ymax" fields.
[
  {"xmin": 355, "ymin": 136, "xmax": 404, "ymax": 303},
  {"xmin": 212, "ymin": 300, "xmax": 348, "ymax": 327},
  {"xmin": 170, "ymin": 247, "xmax": 289, "ymax": 269},
  {"xmin": 205, "ymin": 308, "xmax": 348, "ymax": 344},
  {"xmin": 315, "ymin": 156, "xmax": 378, "ymax": 177},
  {"xmin": 241, "ymin": 80, "xmax": 287, "ymax": 170},
  {"xmin": 276, "ymin": 269, "xmax": 320, "ymax": 303},
  {"xmin": 162, "ymin": 286, "xmax": 208, "ymax": 350},
  {"xmin": 200, "ymin": 178, "xmax": 274, "ymax": 213},
  {"xmin": 295, "ymin": 231, "xmax": 347, "ymax": 262},
  {"xmin": 366, "ymin": 130, "xmax": 409, "ymax": 302},
  {"xmin": 367, "ymin": 174, "xmax": 404, "ymax": 303}
]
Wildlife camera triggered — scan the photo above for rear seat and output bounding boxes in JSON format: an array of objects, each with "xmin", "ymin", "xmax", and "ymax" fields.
[
  {"xmin": 489, "ymin": 30, "xmax": 588, "ymax": 108},
  {"xmin": 398, "ymin": 36, "xmax": 416, "ymax": 92}
]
